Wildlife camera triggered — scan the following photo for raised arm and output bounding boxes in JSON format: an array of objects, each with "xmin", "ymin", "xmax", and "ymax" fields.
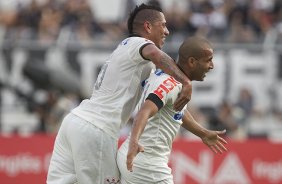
[
  {"xmin": 127, "ymin": 100, "xmax": 158, "ymax": 172},
  {"xmin": 182, "ymin": 109, "xmax": 228, "ymax": 154},
  {"xmin": 142, "ymin": 44, "xmax": 192, "ymax": 111}
]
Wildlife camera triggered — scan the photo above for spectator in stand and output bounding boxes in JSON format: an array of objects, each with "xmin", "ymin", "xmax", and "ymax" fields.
[
  {"xmin": 235, "ymin": 87, "xmax": 254, "ymax": 123},
  {"xmin": 209, "ymin": 100, "xmax": 239, "ymax": 139}
]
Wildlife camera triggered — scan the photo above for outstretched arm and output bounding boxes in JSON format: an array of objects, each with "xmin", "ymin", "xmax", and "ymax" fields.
[
  {"xmin": 182, "ymin": 109, "xmax": 228, "ymax": 154},
  {"xmin": 127, "ymin": 100, "xmax": 158, "ymax": 172},
  {"xmin": 142, "ymin": 44, "xmax": 192, "ymax": 111}
]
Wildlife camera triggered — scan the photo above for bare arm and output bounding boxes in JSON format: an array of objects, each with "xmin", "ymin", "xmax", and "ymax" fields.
[
  {"xmin": 142, "ymin": 44, "xmax": 192, "ymax": 111},
  {"xmin": 182, "ymin": 109, "xmax": 228, "ymax": 154},
  {"xmin": 127, "ymin": 100, "xmax": 158, "ymax": 172}
]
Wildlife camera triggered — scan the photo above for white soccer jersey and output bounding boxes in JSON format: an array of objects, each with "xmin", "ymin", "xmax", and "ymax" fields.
[
  {"xmin": 117, "ymin": 69, "xmax": 187, "ymax": 183},
  {"xmin": 71, "ymin": 37, "xmax": 155, "ymax": 139},
  {"xmin": 123, "ymin": 69, "xmax": 187, "ymax": 162}
]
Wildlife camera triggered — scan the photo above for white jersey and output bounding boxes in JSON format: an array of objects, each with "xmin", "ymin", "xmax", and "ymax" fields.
[
  {"xmin": 72, "ymin": 37, "xmax": 155, "ymax": 139},
  {"xmin": 121, "ymin": 69, "xmax": 187, "ymax": 163}
]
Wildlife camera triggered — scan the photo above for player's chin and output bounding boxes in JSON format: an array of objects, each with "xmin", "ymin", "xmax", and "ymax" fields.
[
  {"xmin": 159, "ymin": 42, "xmax": 164, "ymax": 49},
  {"xmin": 201, "ymin": 74, "xmax": 207, "ymax": 80},
  {"xmin": 195, "ymin": 77, "xmax": 204, "ymax": 81},
  {"xmin": 198, "ymin": 75, "xmax": 205, "ymax": 81},
  {"xmin": 160, "ymin": 39, "xmax": 166, "ymax": 47}
]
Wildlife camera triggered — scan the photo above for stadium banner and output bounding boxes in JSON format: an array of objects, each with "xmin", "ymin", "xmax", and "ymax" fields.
[{"xmin": 0, "ymin": 135, "xmax": 281, "ymax": 184}]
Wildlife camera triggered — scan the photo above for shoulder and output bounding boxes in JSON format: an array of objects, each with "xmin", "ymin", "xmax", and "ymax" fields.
[
  {"xmin": 153, "ymin": 70, "xmax": 181, "ymax": 88},
  {"xmin": 148, "ymin": 70, "xmax": 181, "ymax": 99},
  {"xmin": 120, "ymin": 37, "xmax": 154, "ymax": 46}
]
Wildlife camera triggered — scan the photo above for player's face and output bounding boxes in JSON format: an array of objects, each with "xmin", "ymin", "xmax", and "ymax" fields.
[
  {"xmin": 150, "ymin": 13, "xmax": 169, "ymax": 49},
  {"xmin": 194, "ymin": 47, "xmax": 214, "ymax": 81}
]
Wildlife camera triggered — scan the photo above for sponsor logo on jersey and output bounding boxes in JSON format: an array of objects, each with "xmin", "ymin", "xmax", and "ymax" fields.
[
  {"xmin": 121, "ymin": 38, "xmax": 130, "ymax": 45},
  {"xmin": 105, "ymin": 177, "xmax": 120, "ymax": 184},
  {"xmin": 141, "ymin": 79, "xmax": 147, "ymax": 87},
  {"xmin": 154, "ymin": 76, "xmax": 180, "ymax": 99},
  {"xmin": 174, "ymin": 111, "xmax": 184, "ymax": 120},
  {"xmin": 154, "ymin": 69, "xmax": 164, "ymax": 76}
]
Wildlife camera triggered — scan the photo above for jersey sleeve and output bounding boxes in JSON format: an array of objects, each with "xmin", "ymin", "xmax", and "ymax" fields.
[
  {"xmin": 145, "ymin": 74, "xmax": 182, "ymax": 110},
  {"xmin": 127, "ymin": 37, "xmax": 154, "ymax": 63}
]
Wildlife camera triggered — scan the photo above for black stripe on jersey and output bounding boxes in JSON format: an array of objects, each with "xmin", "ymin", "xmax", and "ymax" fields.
[
  {"xmin": 129, "ymin": 33, "xmax": 141, "ymax": 37},
  {"xmin": 139, "ymin": 43, "xmax": 153, "ymax": 61},
  {"xmin": 146, "ymin": 93, "xmax": 164, "ymax": 110}
]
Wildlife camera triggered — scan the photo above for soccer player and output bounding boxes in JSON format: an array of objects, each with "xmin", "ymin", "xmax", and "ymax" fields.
[
  {"xmin": 117, "ymin": 36, "xmax": 228, "ymax": 184},
  {"xmin": 47, "ymin": 3, "xmax": 193, "ymax": 184}
]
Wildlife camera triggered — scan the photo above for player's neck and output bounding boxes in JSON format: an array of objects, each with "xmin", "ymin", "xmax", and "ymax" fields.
[{"xmin": 177, "ymin": 64, "xmax": 193, "ymax": 80}]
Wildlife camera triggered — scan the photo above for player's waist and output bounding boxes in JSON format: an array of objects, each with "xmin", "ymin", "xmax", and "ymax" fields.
[{"xmin": 71, "ymin": 110, "xmax": 120, "ymax": 140}]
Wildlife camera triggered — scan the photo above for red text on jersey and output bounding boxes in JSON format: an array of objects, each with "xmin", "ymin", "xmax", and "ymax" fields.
[{"xmin": 154, "ymin": 76, "xmax": 180, "ymax": 99}]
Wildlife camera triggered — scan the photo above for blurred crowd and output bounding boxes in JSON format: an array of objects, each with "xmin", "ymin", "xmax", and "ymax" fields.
[
  {"xmin": 0, "ymin": 0, "xmax": 282, "ymax": 141},
  {"xmin": 0, "ymin": 0, "xmax": 282, "ymax": 43}
]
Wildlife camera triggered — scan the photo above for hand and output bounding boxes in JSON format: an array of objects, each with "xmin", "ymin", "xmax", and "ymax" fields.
[
  {"xmin": 174, "ymin": 82, "xmax": 192, "ymax": 111},
  {"xmin": 202, "ymin": 129, "xmax": 228, "ymax": 154},
  {"xmin": 126, "ymin": 141, "xmax": 144, "ymax": 172}
]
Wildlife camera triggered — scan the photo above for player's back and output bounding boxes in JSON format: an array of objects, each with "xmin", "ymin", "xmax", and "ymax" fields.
[{"xmin": 72, "ymin": 37, "xmax": 155, "ymax": 139}]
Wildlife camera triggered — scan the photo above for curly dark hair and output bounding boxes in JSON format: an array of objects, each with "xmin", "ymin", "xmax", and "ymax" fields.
[{"xmin": 127, "ymin": 3, "xmax": 163, "ymax": 35}]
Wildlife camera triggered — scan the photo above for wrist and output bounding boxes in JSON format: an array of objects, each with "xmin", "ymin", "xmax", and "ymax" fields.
[
  {"xmin": 198, "ymin": 128, "xmax": 209, "ymax": 139},
  {"xmin": 129, "ymin": 138, "xmax": 139, "ymax": 144}
]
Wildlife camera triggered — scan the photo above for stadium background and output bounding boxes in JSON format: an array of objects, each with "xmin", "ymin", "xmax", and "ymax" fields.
[{"xmin": 0, "ymin": 0, "xmax": 282, "ymax": 183}]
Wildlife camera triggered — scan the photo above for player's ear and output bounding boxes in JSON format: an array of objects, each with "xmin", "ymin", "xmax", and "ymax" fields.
[
  {"xmin": 144, "ymin": 21, "xmax": 152, "ymax": 34},
  {"xmin": 188, "ymin": 57, "xmax": 196, "ymax": 67}
]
